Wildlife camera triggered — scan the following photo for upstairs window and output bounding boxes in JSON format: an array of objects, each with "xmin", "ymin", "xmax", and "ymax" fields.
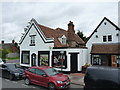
[
  {"xmin": 103, "ymin": 35, "xmax": 112, "ymax": 42},
  {"xmin": 30, "ymin": 35, "xmax": 35, "ymax": 46},
  {"xmin": 62, "ymin": 38, "xmax": 66, "ymax": 44},
  {"xmin": 103, "ymin": 36, "xmax": 107, "ymax": 42},
  {"xmin": 108, "ymin": 35, "xmax": 112, "ymax": 41}
]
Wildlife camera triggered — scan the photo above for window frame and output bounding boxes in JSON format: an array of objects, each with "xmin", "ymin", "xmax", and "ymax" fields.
[
  {"xmin": 52, "ymin": 51, "xmax": 67, "ymax": 69},
  {"xmin": 35, "ymin": 69, "xmax": 46, "ymax": 76},
  {"xmin": 103, "ymin": 36, "xmax": 107, "ymax": 42},
  {"xmin": 108, "ymin": 35, "xmax": 112, "ymax": 42},
  {"xmin": 30, "ymin": 35, "xmax": 36, "ymax": 46},
  {"xmin": 29, "ymin": 68, "xmax": 36, "ymax": 74},
  {"xmin": 21, "ymin": 51, "xmax": 30, "ymax": 64},
  {"xmin": 62, "ymin": 38, "xmax": 66, "ymax": 44},
  {"xmin": 103, "ymin": 35, "xmax": 112, "ymax": 42}
]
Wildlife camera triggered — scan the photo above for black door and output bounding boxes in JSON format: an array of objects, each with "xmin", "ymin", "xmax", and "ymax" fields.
[
  {"xmin": 31, "ymin": 54, "xmax": 36, "ymax": 66},
  {"xmin": 70, "ymin": 53, "xmax": 78, "ymax": 73}
]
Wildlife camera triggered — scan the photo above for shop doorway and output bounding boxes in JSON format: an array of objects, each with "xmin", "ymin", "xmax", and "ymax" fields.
[{"xmin": 70, "ymin": 53, "xmax": 78, "ymax": 73}]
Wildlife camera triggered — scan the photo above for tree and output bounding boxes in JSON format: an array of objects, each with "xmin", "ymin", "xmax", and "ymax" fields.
[{"xmin": 77, "ymin": 30, "xmax": 88, "ymax": 42}]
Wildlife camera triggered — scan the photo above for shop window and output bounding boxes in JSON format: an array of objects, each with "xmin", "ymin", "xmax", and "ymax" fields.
[
  {"xmin": 117, "ymin": 55, "xmax": 120, "ymax": 67},
  {"xmin": 52, "ymin": 51, "xmax": 67, "ymax": 69},
  {"xmin": 38, "ymin": 51, "xmax": 49, "ymax": 66},
  {"xmin": 92, "ymin": 55, "xmax": 101, "ymax": 65},
  {"xmin": 21, "ymin": 51, "xmax": 30, "ymax": 64}
]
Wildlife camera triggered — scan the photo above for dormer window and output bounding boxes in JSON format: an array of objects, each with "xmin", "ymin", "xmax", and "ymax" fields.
[
  {"xmin": 62, "ymin": 38, "xmax": 66, "ymax": 44},
  {"xmin": 30, "ymin": 35, "xmax": 36, "ymax": 46},
  {"xmin": 58, "ymin": 35, "xmax": 66, "ymax": 44}
]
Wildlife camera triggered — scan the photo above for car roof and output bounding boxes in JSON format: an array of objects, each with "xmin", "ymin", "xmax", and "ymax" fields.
[
  {"xmin": 3, "ymin": 63, "xmax": 16, "ymax": 66},
  {"xmin": 87, "ymin": 65, "xmax": 119, "ymax": 71},
  {"xmin": 30, "ymin": 65, "xmax": 52, "ymax": 70}
]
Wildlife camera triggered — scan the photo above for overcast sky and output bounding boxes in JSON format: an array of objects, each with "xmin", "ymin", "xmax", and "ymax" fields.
[{"xmin": 0, "ymin": 0, "xmax": 119, "ymax": 43}]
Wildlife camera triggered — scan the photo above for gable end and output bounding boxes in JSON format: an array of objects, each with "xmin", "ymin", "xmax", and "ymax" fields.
[{"xmin": 19, "ymin": 19, "xmax": 54, "ymax": 45}]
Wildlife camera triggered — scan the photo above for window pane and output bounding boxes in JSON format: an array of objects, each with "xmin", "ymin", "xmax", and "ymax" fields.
[
  {"xmin": 40, "ymin": 54, "xmax": 49, "ymax": 66},
  {"xmin": 36, "ymin": 69, "xmax": 45, "ymax": 76},
  {"xmin": 30, "ymin": 36, "xmax": 35, "ymax": 44},
  {"xmin": 52, "ymin": 51, "xmax": 67, "ymax": 69},
  {"xmin": 21, "ymin": 51, "xmax": 30, "ymax": 64},
  {"xmin": 29, "ymin": 68, "xmax": 35, "ymax": 73},
  {"xmin": 103, "ymin": 36, "xmax": 107, "ymax": 42},
  {"xmin": 62, "ymin": 38, "xmax": 66, "ymax": 44},
  {"xmin": 108, "ymin": 35, "xmax": 112, "ymax": 41}
]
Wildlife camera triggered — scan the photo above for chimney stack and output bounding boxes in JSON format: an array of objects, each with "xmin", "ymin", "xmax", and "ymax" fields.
[
  {"xmin": 68, "ymin": 21, "xmax": 75, "ymax": 34},
  {"xmin": 67, "ymin": 21, "xmax": 76, "ymax": 47}
]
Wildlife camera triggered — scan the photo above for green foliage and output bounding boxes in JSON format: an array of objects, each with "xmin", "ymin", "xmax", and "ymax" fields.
[
  {"xmin": 1, "ymin": 49, "xmax": 8, "ymax": 59},
  {"xmin": 6, "ymin": 48, "xmax": 12, "ymax": 53},
  {"xmin": 77, "ymin": 30, "xmax": 88, "ymax": 42}
]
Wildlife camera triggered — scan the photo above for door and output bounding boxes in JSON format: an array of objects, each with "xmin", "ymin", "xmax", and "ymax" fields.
[
  {"xmin": 31, "ymin": 54, "xmax": 36, "ymax": 66},
  {"xmin": 112, "ymin": 55, "xmax": 117, "ymax": 67},
  {"xmin": 70, "ymin": 53, "xmax": 78, "ymax": 73}
]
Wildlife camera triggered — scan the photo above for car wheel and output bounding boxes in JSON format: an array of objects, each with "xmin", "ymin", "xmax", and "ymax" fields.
[
  {"xmin": 9, "ymin": 74, "xmax": 13, "ymax": 80},
  {"xmin": 25, "ymin": 78, "xmax": 30, "ymax": 85},
  {"xmin": 48, "ymin": 83, "xmax": 56, "ymax": 90}
]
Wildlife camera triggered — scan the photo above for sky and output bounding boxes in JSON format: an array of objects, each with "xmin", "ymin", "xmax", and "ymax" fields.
[{"xmin": 0, "ymin": 0, "xmax": 119, "ymax": 43}]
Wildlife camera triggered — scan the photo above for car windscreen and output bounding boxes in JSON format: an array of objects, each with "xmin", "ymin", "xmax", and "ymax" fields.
[{"xmin": 45, "ymin": 68, "xmax": 60, "ymax": 76}]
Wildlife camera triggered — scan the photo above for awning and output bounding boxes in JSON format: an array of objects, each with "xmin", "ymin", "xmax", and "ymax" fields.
[{"xmin": 91, "ymin": 43, "xmax": 120, "ymax": 54}]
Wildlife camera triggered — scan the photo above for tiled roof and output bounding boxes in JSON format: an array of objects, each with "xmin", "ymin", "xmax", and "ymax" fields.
[
  {"xmin": 91, "ymin": 43, "xmax": 120, "ymax": 54},
  {"xmin": 38, "ymin": 24, "xmax": 85, "ymax": 47}
]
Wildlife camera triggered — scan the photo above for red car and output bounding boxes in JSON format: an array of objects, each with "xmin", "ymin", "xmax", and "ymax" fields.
[{"xmin": 24, "ymin": 66, "xmax": 70, "ymax": 89}]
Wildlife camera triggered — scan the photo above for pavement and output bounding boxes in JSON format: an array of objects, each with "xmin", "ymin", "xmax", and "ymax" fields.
[{"xmin": 67, "ymin": 73, "xmax": 85, "ymax": 86}]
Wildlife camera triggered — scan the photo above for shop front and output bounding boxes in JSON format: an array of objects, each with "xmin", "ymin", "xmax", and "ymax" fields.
[{"xmin": 91, "ymin": 43, "xmax": 120, "ymax": 68}]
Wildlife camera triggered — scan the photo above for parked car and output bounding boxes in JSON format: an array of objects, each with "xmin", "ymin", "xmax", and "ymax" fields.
[
  {"xmin": 0, "ymin": 58, "xmax": 4, "ymax": 65},
  {"xmin": 0, "ymin": 63, "xmax": 24, "ymax": 80},
  {"xmin": 24, "ymin": 66, "xmax": 70, "ymax": 89},
  {"xmin": 84, "ymin": 66, "xmax": 120, "ymax": 90}
]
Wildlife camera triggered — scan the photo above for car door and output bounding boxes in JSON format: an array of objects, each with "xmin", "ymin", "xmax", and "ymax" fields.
[
  {"xmin": 28, "ymin": 68, "xmax": 37, "ymax": 83},
  {"xmin": 35, "ymin": 69, "xmax": 49, "ymax": 87}
]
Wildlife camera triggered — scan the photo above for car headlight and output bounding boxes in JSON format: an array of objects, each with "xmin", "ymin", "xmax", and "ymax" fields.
[
  {"xmin": 57, "ymin": 81, "xmax": 63, "ymax": 84},
  {"xmin": 14, "ymin": 73, "xmax": 19, "ymax": 76}
]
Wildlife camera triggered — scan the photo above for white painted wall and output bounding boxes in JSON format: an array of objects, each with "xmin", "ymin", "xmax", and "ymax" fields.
[
  {"xmin": 20, "ymin": 19, "xmax": 88, "ymax": 72},
  {"xmin": 20, "ymin": 24, "xmax": 54, "ymax": 67},
  {"xmin": 86, "ymin": 19, "xmax": 120, "ymax": 64}
]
